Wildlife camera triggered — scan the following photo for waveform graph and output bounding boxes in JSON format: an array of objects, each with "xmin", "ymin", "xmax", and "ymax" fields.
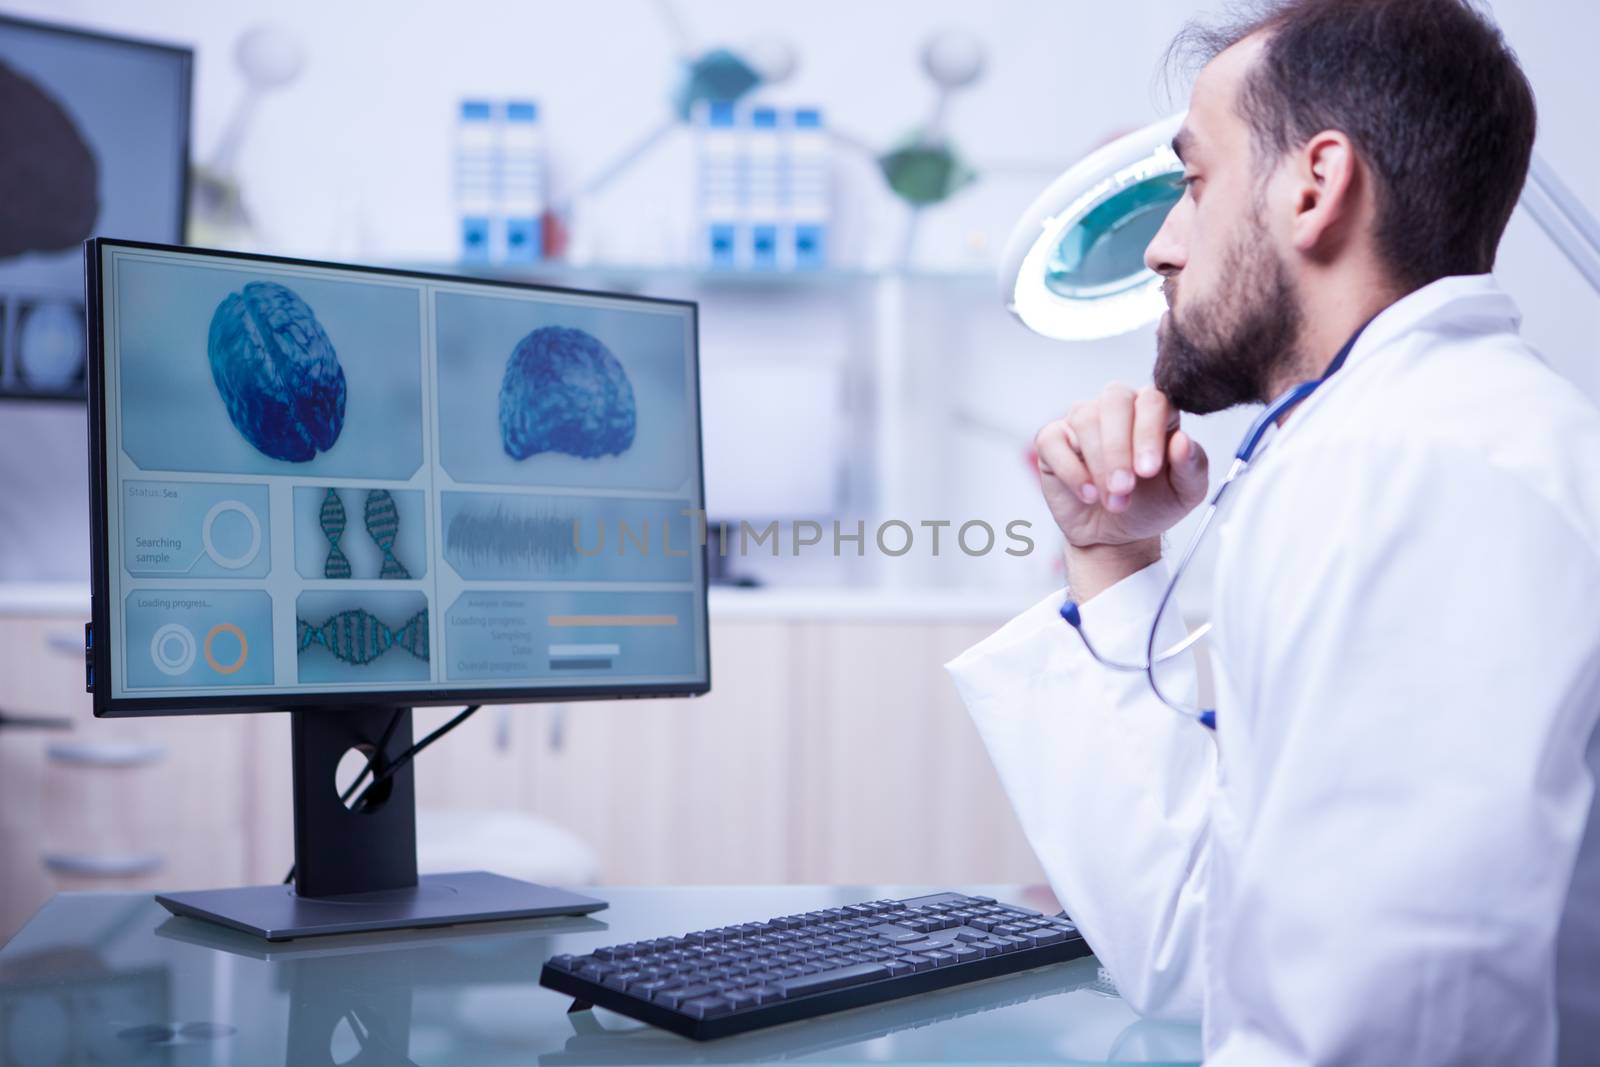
[
  {"xmin": 441, "ymin": 491, "xmax": 695, "ymax": 582},
  {"xmin": 294, "ymin": 486, "xmax": 426, "ymax": 581},
  {"xmin": 444, "ymin": 589, "xmax": 698, "ymax": 684},
  {"xmin": 295, "ymin": 590, "xmax": 431, "ymax": 685}
]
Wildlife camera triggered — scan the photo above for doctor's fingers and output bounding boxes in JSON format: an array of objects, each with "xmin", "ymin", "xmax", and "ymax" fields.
[
  {"xmin": 1165, "ymin": 430, "xmax": 1210, "ymax": 507},
  {"xmin": 1035, "ymin": 419, "xmax": 1098, "ymax": 505},
  {"xmin": 1065, "ymin": 405, "xmax": 1110, "ymax": 502},
  {"xmin": 1133, "ymin": 387, "xmax": 1179, "ymax": 478},
  {"xmin": 1092, "ymin": 385, "xmax": 1138, "ymax": 502}
]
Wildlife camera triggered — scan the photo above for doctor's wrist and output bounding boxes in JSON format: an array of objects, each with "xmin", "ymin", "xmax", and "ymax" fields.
[{"xmin": 1064, "ymin": 539, "xmax": 1162, "ymax": 603}]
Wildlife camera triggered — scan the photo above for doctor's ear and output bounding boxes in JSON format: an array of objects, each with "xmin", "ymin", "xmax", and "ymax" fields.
[{"xmin": 1283, "ymin": 129, "xmax": 1367, "ymax": 262}]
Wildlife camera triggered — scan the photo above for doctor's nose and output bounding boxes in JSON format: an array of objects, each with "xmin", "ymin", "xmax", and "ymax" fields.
[{"xmin": 1144, "ymin": 206, "xmax": 1186, "ymax": 276}]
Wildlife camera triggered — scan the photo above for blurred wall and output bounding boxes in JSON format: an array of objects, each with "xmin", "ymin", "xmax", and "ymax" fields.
[{"xmin": 3, "ymin": 0, "xmax": 1595, "ymax": 591}]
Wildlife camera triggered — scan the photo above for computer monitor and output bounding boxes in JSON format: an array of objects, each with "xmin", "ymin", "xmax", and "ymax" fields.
[
  {"xmin": 86, "ymin": 238, "xmax": 709, "ymax": 938},
  {"xmin": 0, "ymin": 14, "xmax": 190, "ymax": 583}
]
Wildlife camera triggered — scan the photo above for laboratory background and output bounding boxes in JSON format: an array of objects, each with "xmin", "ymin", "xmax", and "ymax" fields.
[{"xmin": 0, "ymin": 0, "xmax": 1595, "ymax": 946}]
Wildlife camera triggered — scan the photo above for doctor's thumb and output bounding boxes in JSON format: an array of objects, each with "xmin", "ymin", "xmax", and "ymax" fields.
[{"xmin": 1167, "ymin": 431, "xmax": 1209, "ymax": 504}]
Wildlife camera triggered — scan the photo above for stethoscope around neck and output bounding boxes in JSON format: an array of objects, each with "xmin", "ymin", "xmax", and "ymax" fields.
[{"xmin": 1056, "ymin": 325, "xmax": 1367, "ymax": 730}]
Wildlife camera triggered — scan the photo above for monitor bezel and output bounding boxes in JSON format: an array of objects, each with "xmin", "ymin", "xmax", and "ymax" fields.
[
  {"xmin": 0, "ymin": 12, "xmax": 192, "ymax": 405},
  {"xmin": 86, "ymin": 237, "xmax": 711, "ymax": 717}
]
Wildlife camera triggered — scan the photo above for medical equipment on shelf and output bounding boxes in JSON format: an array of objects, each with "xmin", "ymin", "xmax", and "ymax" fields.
[{"xmin": 454, "ymin": 99, "xmax": 546, "ymax": 264}]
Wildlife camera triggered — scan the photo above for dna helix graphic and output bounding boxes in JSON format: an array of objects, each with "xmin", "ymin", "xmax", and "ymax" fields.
[
  {"xmin": 364, "ymin": 489, "xmax": 411, "ymax": 579},
  {"xmin": 320, "ymin": 488, "xmax": 352, "ymax": 579},
  {"xmin": 318, "ymin": 487, "xmax": 412, "ymax": 580},
  {"xmin": 297, "ymin": 607, "xmax": 429, "ymax": 666}
]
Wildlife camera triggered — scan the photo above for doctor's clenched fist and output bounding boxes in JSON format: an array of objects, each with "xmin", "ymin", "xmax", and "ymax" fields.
[{"xmin": 1033, "ymin": 383, "xmax": 1209, "ymax": 600}]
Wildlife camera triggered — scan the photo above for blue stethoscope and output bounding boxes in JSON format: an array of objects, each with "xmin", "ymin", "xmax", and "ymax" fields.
[{"xmin": 1057, "ymin": 324, "xmax": 1369, "ymax": 730}]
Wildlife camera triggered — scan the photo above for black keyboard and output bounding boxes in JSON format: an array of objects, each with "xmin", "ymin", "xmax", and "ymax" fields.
[{"xmin": 539, "ymin": 891, "xmax": 1090, "ymax": 1040}]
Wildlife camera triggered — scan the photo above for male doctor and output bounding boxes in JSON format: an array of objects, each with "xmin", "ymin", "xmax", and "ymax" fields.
[{"xmin": 946, "ymin": 1, "xmax": 1600, "ymax": 1063}]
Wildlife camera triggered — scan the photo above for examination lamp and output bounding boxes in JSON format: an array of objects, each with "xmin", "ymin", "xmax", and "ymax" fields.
[{"xmin": 1002, "ymin": 111, "xmax": 1600, "ymax": 341}]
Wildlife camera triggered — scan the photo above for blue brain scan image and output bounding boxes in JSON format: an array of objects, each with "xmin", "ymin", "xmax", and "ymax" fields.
[
  {"xmin": 207, "ymin": 281, "xmax": 348, "ymax": 462},
  {"xmin": 498, "ymin": 326, "xmax": 636, "ymax": 461}
]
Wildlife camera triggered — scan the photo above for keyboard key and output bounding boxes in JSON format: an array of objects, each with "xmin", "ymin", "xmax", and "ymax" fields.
[
  {"xmin": 749, "ymin": 985, "xmax": 786, "ymax": 1004},
  {"xmin": 882, "ymin": 959, "xmax": 914, "ymax": 976},
  {"xmin": 901, "ymin": 954, "xmax": 934, "ymax": 972},
  {"xmin": 1033, "ymin": 929, "xmax": 1069, "ymax": 946},
  {"xmin": 654, "ymin": 983, "xmax": 717, "ymax": 1009},
  {"xmin": 724, "ymin": 990, "xmax": 759, "ymax": 1010},
  {"xmin": 546, "ymin": 955, "xmax": 576, "ymax": 971},
  {"xmin": 922, "ymin": 950, "xmax": 955, "ymax": 966},
  {"xmin": 603, "ymin": 971, "xmax": 641, "ymax": 990},
  {"xmin": 947, "ymin": 945, "xmax": 980, "ymax": 963},
  {"xmin": 680, "ymin": 995, "xmax": 734, "ymax": 1019},
  {"xmin": 779, "ymin": 962, "xmax": 888, "ymax": 997}
]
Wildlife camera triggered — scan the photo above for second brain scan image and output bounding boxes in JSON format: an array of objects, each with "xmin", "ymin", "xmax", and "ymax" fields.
[{"xmin": 433, "ymin": 289, "xmax": 693, "ymax": 492}]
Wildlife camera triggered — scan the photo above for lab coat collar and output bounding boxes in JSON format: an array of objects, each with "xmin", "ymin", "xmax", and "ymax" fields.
[
  {"xmin": 1272, "ymin": 274, "xmax": 1521, "ymax": 437},
  {"xmin": 1336, "ymin": 273, "xmax": 1520, "ymax": 375}
]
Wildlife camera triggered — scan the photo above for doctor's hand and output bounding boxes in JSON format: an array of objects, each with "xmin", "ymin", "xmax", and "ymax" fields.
[{"xmin": 1034, "ymin": 384, "xmax": 1209, "ymax": 598}]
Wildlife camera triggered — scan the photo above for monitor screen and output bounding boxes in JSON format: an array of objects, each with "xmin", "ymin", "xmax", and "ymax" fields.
[
  {"xmin": 88, "ymin": 241, "xmax": 708, "ymax": 714},
  {"xmin": 0, "ymin": 14, "xmax": 189, "ymax": 583},
  {"xmin": 0, "ymin": 15, "xmax": 188, "ymax": 400}
]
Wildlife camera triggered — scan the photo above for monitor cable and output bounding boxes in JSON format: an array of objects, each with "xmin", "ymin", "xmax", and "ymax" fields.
[{"xmin": 282, "ymin": 705, "xmax": 482, "ymax": 886}]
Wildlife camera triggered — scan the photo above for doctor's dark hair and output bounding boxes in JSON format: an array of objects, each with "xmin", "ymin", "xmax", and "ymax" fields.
[{"xmin": 1168, "ymin": 0, "xmax": 1536, "ymax": 291}]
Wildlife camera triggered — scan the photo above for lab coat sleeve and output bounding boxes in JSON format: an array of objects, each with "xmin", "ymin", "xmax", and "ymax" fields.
[
  {"xmin": 945, "ymin": 562, "xmax": 1218, "ymax": 1020},
  {"xmin": 1207, "ymin": 440, "xmax": 1600, "ymax": 1066}
]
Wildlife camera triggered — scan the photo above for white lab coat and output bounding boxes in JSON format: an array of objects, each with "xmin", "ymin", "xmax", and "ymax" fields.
[{"xmin": 946, "ymin": 275, "xmax": 1600, "ymax": 1066}]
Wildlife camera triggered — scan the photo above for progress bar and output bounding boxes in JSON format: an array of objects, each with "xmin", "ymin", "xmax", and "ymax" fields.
[{"xmin": 547, "ymin": 614, "xmax": 679, "ymax": 627}]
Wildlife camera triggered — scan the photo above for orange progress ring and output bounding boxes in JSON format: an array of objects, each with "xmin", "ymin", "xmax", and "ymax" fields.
[{"xmin": 204, "ymin": 623, "xmax": 248, "ymax": 675}]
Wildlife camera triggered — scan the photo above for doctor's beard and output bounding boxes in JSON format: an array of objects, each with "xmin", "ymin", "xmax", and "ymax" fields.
[{"xmin": 1153, "ymin": 210, "xmax": 1304, "ymax": 415}]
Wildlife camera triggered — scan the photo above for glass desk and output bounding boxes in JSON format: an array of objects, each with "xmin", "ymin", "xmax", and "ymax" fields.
[{"xmin": 0, "ymin": 885, "xmax": 1202, "ymax": 1065}]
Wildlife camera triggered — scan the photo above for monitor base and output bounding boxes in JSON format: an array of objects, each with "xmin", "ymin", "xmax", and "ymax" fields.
[{"xmin": 156, "ymin": 870, "xmax": 607, "ymax": 941}]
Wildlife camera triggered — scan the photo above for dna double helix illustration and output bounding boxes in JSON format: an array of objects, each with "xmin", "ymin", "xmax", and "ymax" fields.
[
  {"xmin": 297, "ymin": 607, "xmax": 429, "ymax": 666},
  {"xmin": 364, "ymin": 489, "xmax": 410, "ymax": 579},
  {"xmin": 320, "ymin": 488, "xmax": 352, "ymax": 579},
  {"xmin": 320, "ymin": 487, "xmax": 412, "ymax": 580}
]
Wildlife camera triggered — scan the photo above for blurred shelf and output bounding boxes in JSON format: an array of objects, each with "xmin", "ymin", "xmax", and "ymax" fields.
[{"xmin": 387, "ymin": 260, "xmax": 996, "ymax": 294}]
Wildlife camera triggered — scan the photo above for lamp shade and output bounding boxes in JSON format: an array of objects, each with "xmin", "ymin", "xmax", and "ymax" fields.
[{"xmin": 1000, "ymin": 112, "xmax": 1185, "ymax": 341}]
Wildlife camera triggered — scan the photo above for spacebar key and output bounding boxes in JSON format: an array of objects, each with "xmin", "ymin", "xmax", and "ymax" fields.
[{"xmin": 779, "ymin": 962, "xmax": 888, "ymax": 996}]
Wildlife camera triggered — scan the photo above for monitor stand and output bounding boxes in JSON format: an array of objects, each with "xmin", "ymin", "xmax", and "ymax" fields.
[{"xmin": 156, "ymin": 705, "xmax": 607, "ymax": 940}]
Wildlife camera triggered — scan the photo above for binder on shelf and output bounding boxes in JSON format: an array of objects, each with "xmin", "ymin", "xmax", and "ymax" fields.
[
  {"xmin": 787, "ymin": 108, "xmax": 829, "ymax": 270},
  {"xmin": 746, "ymin": 107, "xmax": 782, "ymax": 270},
  {"xmin": 696, "ymin": 100, "xmax": 743, "ymax": 270},
  {"xmin": 455, "ymin": 100, "xmax": 495, "ymax": 263},
  {"xmin": 501, "ymin": 100, "xmax": 545, "ymax": 264}
]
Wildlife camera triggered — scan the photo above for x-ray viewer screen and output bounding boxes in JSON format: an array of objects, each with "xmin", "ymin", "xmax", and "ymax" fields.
[{"xmin": 96, "ymin": 243, "xmax": 707, "ymax": 703}]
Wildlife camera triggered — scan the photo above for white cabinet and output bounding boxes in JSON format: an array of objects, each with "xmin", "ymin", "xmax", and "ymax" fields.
[
  {"xmin": 1, "ymin": 607, "xmax": 1046, "ymax": 943},
  {"xmin": 0, "ymin": 613, "xmax": 249, "ymax": 937}
]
